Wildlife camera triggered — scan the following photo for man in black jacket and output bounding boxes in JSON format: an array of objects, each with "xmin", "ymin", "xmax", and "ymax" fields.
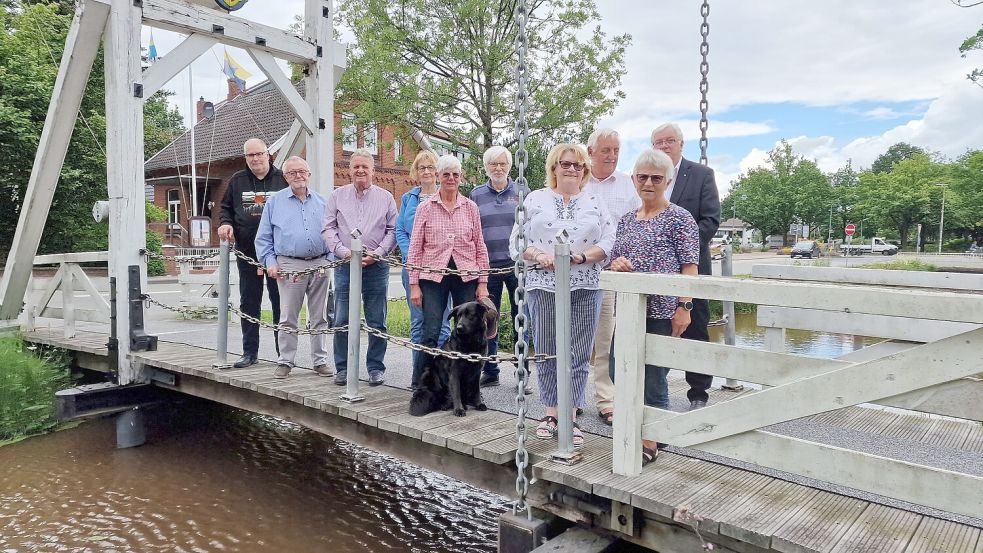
[
  {"xmin": 218, "ymin": 138, "xmax": 287, "ymax": 367},
  {"xmin": 651, "ymin": 123, "xmax": 721, "ymax": 410}
]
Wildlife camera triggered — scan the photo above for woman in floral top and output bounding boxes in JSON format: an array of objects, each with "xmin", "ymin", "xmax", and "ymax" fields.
[
  {"xmin": 509, "ymin": 143, "xmax": 615, "ymax": 448},
  {"xmin": 609, "ymin": 148, "xmax": 699, "ymax": 466}
]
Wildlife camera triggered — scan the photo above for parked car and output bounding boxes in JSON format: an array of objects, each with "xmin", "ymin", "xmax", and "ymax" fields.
[
  {"xmin": 839, "ymin": 237, "xmax": 899, "ymax": 256},
  {"xmin": 790, "ymin": 240, "xmax": 821, "ymax": 259}
]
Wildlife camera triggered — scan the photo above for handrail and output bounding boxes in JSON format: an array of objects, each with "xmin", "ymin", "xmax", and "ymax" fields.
[{"xmin": 33, "ymin": 251, "xmax": 109, "ymax": 265}]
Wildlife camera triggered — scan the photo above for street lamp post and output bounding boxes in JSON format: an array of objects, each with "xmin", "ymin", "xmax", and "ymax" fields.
[
  {"xmin": 937, "ymin": 183, "xmax": 948, "ymax": 254},
  {"xmin": 828, "ymin": 205, "xmax": 833, "ymax": 244}
]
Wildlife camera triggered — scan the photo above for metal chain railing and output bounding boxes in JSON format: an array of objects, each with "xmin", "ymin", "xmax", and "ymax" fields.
[
  {"xmin": 511, "ymin": 0, "xmax": 533, "ymax": 519},
  {"xmin": 698, "ymin": 0, "xmax": 710, "ymax": 165},
  {"xmin": 143, "ymin": 294, "xmax": 219, "ymax": 318},
  {"xmin": 363, "ymin": 250, "xmax": 518, "ymax": 277},
  {"xmin": 360, "ymin": 323, "xmax": 553, "ymax": 365},
  {"xmin": 141, "ymin": 248, "xmax": 220, "ymax": 263},
  {"xmin": 230, "ymin": 247, "xmax": 347, "ymax": 279},
  {"xmin": 228, "ymin": 304, "xmax": 350, "ymax": 336}
]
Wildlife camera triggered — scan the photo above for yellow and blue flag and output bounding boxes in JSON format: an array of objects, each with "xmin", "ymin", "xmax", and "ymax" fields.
[
  {"xmin": 147, "ymin": 32, "xmax": 158, "ymax": 62},
  {"xmin": 223, "ymin": 50, "xmax": 252, "ymax": 93}
]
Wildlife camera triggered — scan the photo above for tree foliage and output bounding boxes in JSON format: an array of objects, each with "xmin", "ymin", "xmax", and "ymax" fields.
[
  {"xmin": 856, "ymin": 154, "xmax": 946, "ymax": 248},
  {"xmin": 0, "ymin": 2, "xmax": 185, "ymax": 262},
  {"xmin": 336, "ymin": 0, "xmax": 630, "ymax": 163},
  {"xmin": 870, "ymin": 142, "xmax": 927, "ymax": 174},
  {"xmin": 959, "ymin": 24, "xmax": 983, "ymax": 88}
]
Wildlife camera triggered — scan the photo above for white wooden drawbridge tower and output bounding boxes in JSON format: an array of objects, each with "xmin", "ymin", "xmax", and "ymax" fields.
[{"xmin": 0, "ymin": 0, "xmax": 345, "ymax": 384}]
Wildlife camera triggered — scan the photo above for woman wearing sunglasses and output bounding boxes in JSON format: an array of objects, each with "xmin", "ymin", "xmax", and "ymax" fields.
[
  {"xmin": 608, "ymin": 148, "xmax": 700, "ymax": 467},
  {"xmin": 509, "ymin": 143, "xmax": 615, "ymax": 448}
]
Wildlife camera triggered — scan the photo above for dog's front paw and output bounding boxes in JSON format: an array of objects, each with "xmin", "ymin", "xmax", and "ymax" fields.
[
  {"xmin": 454, "ymin": 408, "xmax": 466, "ymax": 417},
  {"xmin": 476, "ymin": 403, "xmax": 487, "ymax": 411}
]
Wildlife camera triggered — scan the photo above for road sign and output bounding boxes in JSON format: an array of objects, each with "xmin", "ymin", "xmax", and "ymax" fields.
[{"xmin": 845, "ymin": 224, "xmax": 856, "ymax": 236}]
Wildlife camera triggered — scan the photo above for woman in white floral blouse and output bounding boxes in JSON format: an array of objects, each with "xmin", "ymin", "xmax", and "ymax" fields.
[{"xmin": 509, "ymin": 143, "xmax": 615, "ymax": 448}]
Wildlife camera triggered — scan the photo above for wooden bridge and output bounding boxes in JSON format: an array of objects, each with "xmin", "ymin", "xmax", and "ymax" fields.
[{"xmin": 19, "ymin": 259, "xmax": 983, "ymax": 553}]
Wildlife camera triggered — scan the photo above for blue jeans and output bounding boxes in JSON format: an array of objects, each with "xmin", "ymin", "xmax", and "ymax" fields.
[
  {"xmin": 609, "ymin": 318, "xmax": 670, "ymax": 409},
  {"xmin": 401, "ymin": 267, "xmax": 451, "ymax": 369},
  {"xmin": 413, "ymin": 275, "xmax": 477, "ymax": 386},
  {"xmin": 334, "ymin": 262, "xmax": 389, "ymax": 375},
  {"xmin": 482, "ymin": 269, "xmax": 518, "ymax": 377}
]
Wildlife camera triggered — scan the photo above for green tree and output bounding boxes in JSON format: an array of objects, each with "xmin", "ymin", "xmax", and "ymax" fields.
[
  {"xmin": 870, "ymin": 142, "xmax": 927, "ymax": 174},
  {"xmin": 144, "ymin": 90, "xmax": 186, "ymax": 158},
  {"xmin": 336, "ymin": 0, "xmax": 630, "ymax": 159},
  {"xmin": 856, "ymin": 154, "xmax": 946, "ymax": 248},
  {"xmin": 946, "ymin": 150, "xmax": 983, "ymax": 239},
  {"xmin": 959, "ymin": 24, "xmax": 983, "ymax": 88},
  {"xmin": 724, "ymin": 141, "xmax": 831, "ymax": 244},
  {"xmin": 828, "ymin": 160, "xmax": 861, "ymax": 241}
]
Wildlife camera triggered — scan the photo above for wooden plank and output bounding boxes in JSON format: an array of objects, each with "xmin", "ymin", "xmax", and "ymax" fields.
[
  {"xmin": 301, "ymin": 389, "xmax": 347, "ymax": 414},
  {"xmin": 533, "ymin": 449, "xmax": 613, "ymax": 494},
  {"xmin": 920, "ymin": 419, "xmax": 974, "ymax": 449},
  {"xmin": 751, "ymin": 264, "xmax": 983, "ymax": 291},
  {"xmin": 419, "ymin": 410, "xmax": 512, "ymax": 448},
  {"xmin": 473, "ymin": 429, "xmax": 607, "ymax": 466},
  {"xmin": 629, "ymin": 456, "xmax": 737, "ymax": 520},
  {"xmin": 33, "ymin": 251, "xmax": 109, "ymax": 264},
  {"xmin": 284, "ymin": 383, "xmax": 335, "ymax": 404},
  {"xmin": 903, "ymin": 517, "xmax": 981, "ymax": 553},
  {"xmin": 611, "ymin": 291, "xmax": 647, "ymax": 476},
  {"xmin": 592, "ymin": 453, "xmax": 694, "ymax": 505},
  {"xmin": 843, "ymin": 408, "xmax": 900, "ymax": 435},
  {"xmin": 829, "ymin": 504, "xmax": 921, "ymax": 553},
  {"xmin": 674, "ymin": 470, "xmax": 775, "ymax": 535},
  {"xmin": 881, "ymin": 414, "xmax": 934, "ymax": 442},
  {"xmin": 717, "ymin": 479, "xmax": 820, "ymax": 549},
  {"xmin": 757, "ymin": 305, "xmax": 978, "ymax": 343},
  {"xmin": 446, "ymin": 419, "xmax": 527, "ymax": 456},
  {"xmin": 772, "ymin": 491, "xmax": 869, "ymax": 553},
  {"xmin": 357, "ymin": 402, "xmax": 412, "ymax": 428},
  {"xmin": 602, "ymin": 272, "xmax": 983, "ymax": 324},
  {"xmin": 332, "ymin": 387, "xmax": 406, "ymax": 420},
  {"xmin": 142, "ymin": 0, "xmax": 317, "ymax": 63},
  {"xmin": 962, "ymin": 425, "xmax": 983, "ymax": 453},
  {"xmin": 380, "ymin": 408, "xmax": 463, "ymax": 439}
]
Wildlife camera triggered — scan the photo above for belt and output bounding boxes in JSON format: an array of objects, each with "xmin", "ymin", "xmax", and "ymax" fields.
[{"xmin": 281, "ymin": 255, "xmax": 323, "ymax": 261}]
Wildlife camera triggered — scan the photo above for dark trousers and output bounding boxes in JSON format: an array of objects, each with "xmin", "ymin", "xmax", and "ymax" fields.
[
  {"xmin": 609, "ymin": 318, "xmax": 670, "ymax": 409},
  {"xmin": 237, "ymin": 256, "xmax": 280, "ymax": 357},
  {"xmin": 413, "ymin": 275, "xmax": 478, "ymax": 386},
  {"xmin": 681, "ymin": 298, "xmax": 712, "ymax": 403},
  {"xmin": 482, "ymin": 269, "xmax": 518, "ymax": 377}
]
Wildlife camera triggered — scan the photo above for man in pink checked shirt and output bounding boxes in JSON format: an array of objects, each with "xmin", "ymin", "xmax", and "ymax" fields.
[{"xmin": 322, "ymin": 148, "xmax": 398, "ymax": 387}]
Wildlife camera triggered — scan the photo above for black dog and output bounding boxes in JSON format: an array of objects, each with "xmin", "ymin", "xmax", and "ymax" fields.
[{"xmin": 409, "ymin": 299, "xmax": 498, "ymax": 417}]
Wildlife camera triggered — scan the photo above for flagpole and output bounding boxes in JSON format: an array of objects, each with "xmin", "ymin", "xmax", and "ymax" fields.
[{"xmin": 189, "ymin": 59, "xmax": 198, "ymax": 220}]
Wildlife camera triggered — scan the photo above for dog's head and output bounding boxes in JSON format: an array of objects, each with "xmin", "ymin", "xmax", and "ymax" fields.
[{"xmin": 448, "ymin": 299, "xmax": 499, "ymax": 340}]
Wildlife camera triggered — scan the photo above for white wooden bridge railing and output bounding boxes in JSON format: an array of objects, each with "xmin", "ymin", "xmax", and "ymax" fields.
[
  {"xmin": 605, "ymin": 267, "xmax": 983, "ymax": 520},
  {"xmin": 27, "ymin": 251, "xmax": 111, "ymax": 339}
]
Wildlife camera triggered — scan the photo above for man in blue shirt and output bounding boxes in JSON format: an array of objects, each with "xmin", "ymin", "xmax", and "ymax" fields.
[{"xmin": 255, "ymin": 156, "xmax": 332, "ymax": 379}]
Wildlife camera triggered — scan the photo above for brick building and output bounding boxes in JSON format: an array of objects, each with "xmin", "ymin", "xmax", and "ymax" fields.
[{"xmin": 144, "ymin": 79, "xmax": 432, "ymax": 247}]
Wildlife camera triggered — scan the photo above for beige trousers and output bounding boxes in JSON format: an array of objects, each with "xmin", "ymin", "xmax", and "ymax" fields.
[{"xmin": 591, "ymin": 290, "xmax": 617, "ymax": 411}]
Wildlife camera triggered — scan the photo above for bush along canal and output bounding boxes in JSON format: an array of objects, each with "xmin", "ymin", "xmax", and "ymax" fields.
[{"xmin": 0, "ymin": 337, "xmax": 75, "ymax": 446}]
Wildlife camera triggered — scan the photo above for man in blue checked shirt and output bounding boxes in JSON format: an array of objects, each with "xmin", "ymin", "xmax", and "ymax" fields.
[{"xmin": 255, "ymin": 157, "xmax": 333, "ymax": 379}]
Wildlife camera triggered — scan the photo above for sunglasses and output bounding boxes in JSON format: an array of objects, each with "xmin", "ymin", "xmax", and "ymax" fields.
[
  {"xmin": 635, "ymin": 174, "xmax": 666, "ymax": 184},
  {"xmin": 557, "ymin": 161, "xmax": 586, "ymax": 171}
]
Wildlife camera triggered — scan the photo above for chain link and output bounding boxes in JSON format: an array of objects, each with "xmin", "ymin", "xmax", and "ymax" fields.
[
  {"xmin": 511, "ymin": 0, "xmax": 533, "ymax": 519},
  {"xmin": 698, "ymin": 0, "xmax": 711, "ymax": 166},
  {"xmin": 231, "ymin": 247, "xmax": 347, "ymax": 279},
  {"xmin": 142, "ymin": 249, "xmax": 221, "ymax": 263},
  {"xmin": 363, "ymin": 251, "xmax": 518, "ymax": 277},
  {"xmin": 359, "ymin": 323, "xmax": 553, "ymax": 365},
  {"xmin": 227, "ymin": 304, "xmax": 350, "ymax": 336},
  {"xmin": 143, "ymin": 294, "xmax": 219, "ymax": 318}
]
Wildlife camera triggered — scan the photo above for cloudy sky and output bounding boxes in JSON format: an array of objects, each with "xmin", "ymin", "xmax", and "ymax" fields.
[{"xmin": 144, "ymin": 0, "xmax": 983, "ymax": 200}]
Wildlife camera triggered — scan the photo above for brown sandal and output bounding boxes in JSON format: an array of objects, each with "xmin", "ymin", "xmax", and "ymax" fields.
[
  {"xmin": 642, "ymin": 446, "xmax": 658, "ymax": 467},
  {"xmin": 598, "ymin": 410, "xmax": 614, "ymax": 426}
]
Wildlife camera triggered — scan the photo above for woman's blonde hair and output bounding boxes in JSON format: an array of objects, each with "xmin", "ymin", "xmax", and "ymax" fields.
[
  {"xmin": 408, "ymin": 150, "xmax": 439, "ymax": 183},
  {"xmin": 545, "ymin": 143, "xmax": 592, "ymax": 190}
]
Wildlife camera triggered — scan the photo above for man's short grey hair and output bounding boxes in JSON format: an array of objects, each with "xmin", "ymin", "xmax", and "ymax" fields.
[
  {"xmin": 633, "ymin": 149, "xmax": 674, "ymax": 182},
  {"xmin": 482, "ymin": 146, "xmax": 512, "ymax": 169},
  {"xmin": 586, "ymin": 128, "xmax": 620, "ymax": 150},
  {"xmin": 650, "ymin": 123, "xmax": 683, "ymax": 145},
  {"xmin": 242, "ymin": 138, "xmax": 268, "ymax": 154},
  {"xmin": 436, "ymin": 154, "xmax": 463, "ymax": 174},
  {"xmin": 283, "ymin": 156, "xmax": 309, "ymax": 169},
  {"xmin": 349, "ymin": 147, "xmax": 375, "ymax": 165}
]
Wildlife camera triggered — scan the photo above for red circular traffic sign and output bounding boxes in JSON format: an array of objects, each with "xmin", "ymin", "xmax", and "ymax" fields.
[{"xmin": 845, "ymin": 224, "xmax": 856, "ymax": 236}]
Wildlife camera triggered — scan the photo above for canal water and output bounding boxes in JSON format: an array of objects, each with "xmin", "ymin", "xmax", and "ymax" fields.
[{"xmin": 0, "ymin": 315, "xmax": 879, "ymax": 552}]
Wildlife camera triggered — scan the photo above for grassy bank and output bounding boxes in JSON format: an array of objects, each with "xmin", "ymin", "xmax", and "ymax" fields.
[
  {"xmin": 857, "ymin": 259, "xmax": 937, "ymax": 271},
  {"xmin": 0, "ymin": 337, "xmax": 74, "ymax": 444}
]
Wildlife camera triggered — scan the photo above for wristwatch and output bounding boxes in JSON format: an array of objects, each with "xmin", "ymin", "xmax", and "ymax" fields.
[{"xmin": 677, "ymin": 300, "xmax": 694, "ymax": 311}]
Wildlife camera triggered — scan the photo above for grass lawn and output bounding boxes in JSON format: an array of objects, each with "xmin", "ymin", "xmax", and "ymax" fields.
[{"xmin": 857, "ymin": 259, "xmax": 937, "ymax": 271}]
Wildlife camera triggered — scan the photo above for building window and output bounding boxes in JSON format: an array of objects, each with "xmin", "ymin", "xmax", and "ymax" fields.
[
  {"xmin": 167, "ymin": 189, "xmax": 181, "ymax": 230},
  {"xmin": 145, "ymin": 184, "xmax": 155, "ymax": 202},
  {"xmin": 363, "ymin": 123, "xmax": 378, "ymax": 155},
  {"xmin": 342, "ymin": 113, "xmax": 357, "ymax": 152},
  {"xmin": 393, "ymin": 138, "xmax": 402, "ymax": 163}
]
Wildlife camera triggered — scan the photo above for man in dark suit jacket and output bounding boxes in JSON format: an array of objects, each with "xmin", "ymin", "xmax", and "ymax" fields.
[{"xmin": 652, "ymin": 123, "xmax": 721, "ymax": 409}]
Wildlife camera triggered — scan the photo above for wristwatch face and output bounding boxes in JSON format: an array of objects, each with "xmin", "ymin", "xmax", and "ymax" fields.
[{"xmin": 679, "ymin": 301, "xmax": 693, "ymax": 311}]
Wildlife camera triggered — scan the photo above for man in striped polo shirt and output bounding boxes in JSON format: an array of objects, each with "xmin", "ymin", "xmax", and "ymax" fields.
[{"xmin": 470, "ymin": 145, "xmax": 527, "ymax": 387}]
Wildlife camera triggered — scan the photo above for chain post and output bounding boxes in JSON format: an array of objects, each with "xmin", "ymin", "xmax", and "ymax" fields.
[
  {"xmin": 720, "ymin": 243, "xmax": 743, "ymax": 391},
  {"xmin": 698, "ymin": 0, "xmax": 710, "ymax": 166},
  {"xmin": 510, "ymin": 0, "xmax": 534, "ymax": 519},
  {"xmin": 550, "ymin": 231, "xmax": 580, "ymax": 465},
  {"xmin": 341, "ymin": 230, "xmax": 365, "ymax": 403},
  {"xmin": 213, "ymin": 240, "xmax": 232, "ymax": 369}
]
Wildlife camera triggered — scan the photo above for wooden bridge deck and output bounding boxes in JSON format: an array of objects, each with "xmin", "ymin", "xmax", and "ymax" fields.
[{"xmin": 22, "ymin": 327, "xmax": 983, "ymax": 553}]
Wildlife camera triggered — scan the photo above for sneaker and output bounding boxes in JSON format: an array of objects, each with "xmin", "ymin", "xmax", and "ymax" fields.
[
  {"xmin": 689, "ymin": 399, "xmax": 708, "ymax": 411},
  {"xmin": 333, "ymin": 372, "xmax": 347, "ymax": 386},
  {"xmin": 313, "ymin": 364, "xmax": 335, "ymax": 377},
  {"xmin": 479, "ymin": 373, "xmax": 500, "ymax": 387},
  {"xmin": 273, "ymin": 364, "xmax": 291, "ymax": 379}
]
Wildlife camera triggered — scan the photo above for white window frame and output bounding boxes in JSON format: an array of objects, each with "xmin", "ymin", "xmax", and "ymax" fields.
[
  {"xmin": 167, "ymin": 189, "xmax": 181, "ymax": 229},
  {"xmin": 363, "ymin": 123, "xmax": 378, "ymax": 155},
  {"xmin": 342, "ymin": 113, "xmax": 357, "ymax": 152},
  {"xmin": 393, "ymin": 137, "xmax": 402, "ymax": 163}
]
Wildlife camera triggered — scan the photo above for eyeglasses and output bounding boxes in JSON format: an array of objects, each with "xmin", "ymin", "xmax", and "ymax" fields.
[
  {"xmin": 557, "ymin": 161, "xmax": 586, "ymax": 171},
  {"xmin": 488, "ymin": 162, "xmax": 509, "ymax": 168},
  {"xmin": 441, "ymin": 172, "xmax": 462, "ymax": 178},
  {"xmin": 285, "ymin": 169, "xmax": 311, "ymax": 178},
  {"xmin": 417, "ymin": 165, "xmax": 435, "ymax": 171},
  {"xmin": 245, "ymin": 152, "xmax": 268, "ymax": 158},
  {"xmin": 635, "ymin": 173, "xmax": 666, "ymax": 184},
  {"xmin": 652, "ymin": 138, "xmax": 679, "ymax": 147}
]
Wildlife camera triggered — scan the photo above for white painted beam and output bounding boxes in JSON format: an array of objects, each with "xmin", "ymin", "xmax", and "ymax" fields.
[
  {"xmin": 69, "ymin": 265, "xmax": 111, "ymax": 316},
  {"xmin": 105, "ymin": 0, "xmax": 147, "ymax": 384},
  {"xmin": 642, "ymin": 327, "xmax": 983, "ymax": 447},
  {"xmin": 272, "ymin": 119, "xmax": 305, "ymax": 169},
  {"xmin": 140, "ymin": 32, "xmax": 217, "ymax": 99},
  {"xmin": 751, "ymin": 263, "xmax": 983, "ymax": 291},
  {"xmin": 142, "ymin": 0, "xmax": 317, "ymax": 64},
  {"xmin": 33, "ymin": 251, "xmax": 110, "ymax": 264},
  {"xmin": 600, "ymin": 272, "xmax": 983, "ymax": 324},
  {"xmin": 246, "ymin": 48, "xmax": 315, "ymax": 132},
  {"xmin": 757, "ymin": 305, "xmax": 979, "ymax": 343},
  {"xmin": 611, "ymin": 292, "xmax": 647, "ymax": 477},
  {"xmin": 0, "ymin": 0, "xmax": 110, "ymax": 320},
  {"xmin": 304, "ymin": 0, "xmax": 337, "ymax": 197}
]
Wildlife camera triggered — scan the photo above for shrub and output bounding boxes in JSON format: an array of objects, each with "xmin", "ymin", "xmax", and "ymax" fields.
[
  {"xmin": 0, "ymin": 338, "xmax": 74, "ymax": 442},
  {"xmin": 146, "ymin": 231, "xmax": 166, "ymax": 276}
]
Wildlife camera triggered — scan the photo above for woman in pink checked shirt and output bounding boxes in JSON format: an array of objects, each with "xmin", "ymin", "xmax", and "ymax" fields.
[{"xmin": 407, "ymin": 154, "xmax": 491, "ymax": 383}]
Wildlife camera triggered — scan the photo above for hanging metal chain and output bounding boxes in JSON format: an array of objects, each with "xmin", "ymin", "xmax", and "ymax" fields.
[
  {"xmin": 230, "ymin": 247, "xmax": 347, "ymax": 279},
  {"xmin": 142, "ymin": 249, "xmax": 221, "ymax": 263},
  {"xmin": 228, "ymin": 304, "xmax": 350, "ymax": 336},
  {"xmin": 359, "ymin": 323, "xmax": 554, "ymax": 365},
  {"xmin": 698, "ymin": 0, "xmax": 711, "ymax": 166},
  {"xmin": 142, "ymin": 294, "xmax": 219, "ymax": 318},
  {"xmin": 511, "ymin": 0, "xmax": 533, "ymax": 519},
  {"xmin": 363, "ymin": 251, "xmax": 517, "ymax": 276}
]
